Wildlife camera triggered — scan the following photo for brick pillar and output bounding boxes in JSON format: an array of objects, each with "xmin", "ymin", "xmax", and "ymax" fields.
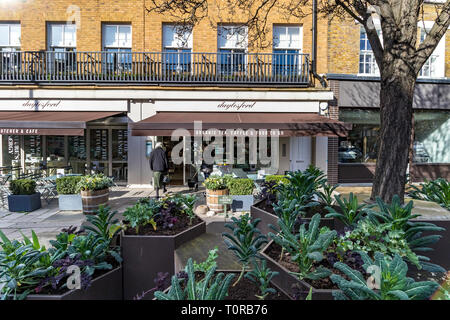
[{"xmin": 327, "ymin": 80, "xmax": 340, "ymax": 185}]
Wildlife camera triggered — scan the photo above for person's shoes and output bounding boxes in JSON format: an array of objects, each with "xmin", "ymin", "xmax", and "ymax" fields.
[{"xmin": 163, "ymin": 188, "xmax": 168, "ymax": 193}]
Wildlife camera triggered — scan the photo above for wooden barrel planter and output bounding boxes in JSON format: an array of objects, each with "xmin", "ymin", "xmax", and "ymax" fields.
[
  {"xmin": 206, "ymin": 188, "xmax": 229, "ymax": 214},
  {"xmin": 80, "ymin": 188, "xmax": 109, "ymax": 214}
]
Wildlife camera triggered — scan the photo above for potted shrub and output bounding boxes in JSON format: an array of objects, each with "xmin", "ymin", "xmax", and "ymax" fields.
[
  {"xmin": 0, "ymin": 206, "xmax": 123, "ymax": 300},
  {"xmin": 121, "ymin": 194, "xmax": 206, "ymax": 300},
  {"xmin": 8, "ymin": 179, "xmax": 41, "ymax": 212},
  {"xmin": 56, "ymin": 176, "xmax": 83, "ymax": 211},
  {"xmin": 227, "ymin": 178, "xmax": 255, "ymax": 212},
  {"xmin": 76, "ymin": 174, "xmax": 113, "ymax": 214},
  {"xmin": 203, "ymin": 175, "xmax": 230, "ymax": 214}
]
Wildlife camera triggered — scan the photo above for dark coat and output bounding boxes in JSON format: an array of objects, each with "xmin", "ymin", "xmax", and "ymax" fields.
[{"xmin": 149, "ymin": 147, "xmax": 169, "ymax": 172}]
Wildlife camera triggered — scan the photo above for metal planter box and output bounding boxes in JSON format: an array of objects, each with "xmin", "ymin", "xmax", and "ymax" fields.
[
  {"xmin": 121, "ymin": 220, "xmax": 206, "ymax": 300},
  {"xmin": 19, "ymin": 266, "xmax": 123, "ymax": 300},
  {"xmin": 261, "ymin": 241, "xmax": 336, "ymax": 300},
  {"xmin": 58, "ymin": 194, "xmax": 83, "ymax": 211},
  {"xmin": 250, "ymin": 199, "xmax": 336, "ymax": 236},
  {"xmin": 8, "ymin": 193, "xmax": 41, "ymax": 212},
  {"xmin": 231, "ymin": 195, "xmax": 254, "ymax": 212}
]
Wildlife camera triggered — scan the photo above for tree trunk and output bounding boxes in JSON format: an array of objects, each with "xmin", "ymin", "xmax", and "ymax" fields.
[{"xmin": 371, "ymin": 65, "xmax": 416, "ymax": 203}]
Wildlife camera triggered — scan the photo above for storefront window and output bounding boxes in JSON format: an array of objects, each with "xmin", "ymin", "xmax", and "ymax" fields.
[
  {"xmin": 46, "ymin": 136, "xmax": 66, "ymax": 168},
  {"xmin": 1, "ymin": 135, "xmax": 20, "ymax": 168},
  {"xmin": 68, "ymin": 135, "xmax": 87, "ymax": 174},
  {"xmin": 339, "ymin": 109, "xmax": 380, "ymax": 163},
  {"xmin": 90, "ymin": 129, "xmax": 109, "ymax": 175},
  {"xmin": 24, "ymin": 135, "xmax": 43, "ymax": 172},
  {"xmin": 414, "ymin": 111, "xmax": 450, "ymax": 163},
  {"xmin": 339, "ymin": 109, "xmax": 450, "ymax": 164},
  {"xmin": 112, "ymin": 129, "xmax": 128, "ymax": 181}
]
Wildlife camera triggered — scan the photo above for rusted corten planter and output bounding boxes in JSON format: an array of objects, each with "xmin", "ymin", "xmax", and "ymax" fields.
[
  {"xmin": 260, "ymin": 241, "xmax": 337, "ymax": 300},
  {"xmin": 251, "ymin": 199, "xmax": 336, "ymax": 236},
  {"xmin": 18, "ymin": 266, "xmax": 123, "ymax": 300},
  {"xmin": 206, "ymin": 188, "xmax": 229, "ymax": 214},
  {"xmin": 122, "ymin": 220, "xmax": 206, "ymax": 300},
  {"xmin": 80, "ymin": 188, "xmax": 109, "ymax": 214}
]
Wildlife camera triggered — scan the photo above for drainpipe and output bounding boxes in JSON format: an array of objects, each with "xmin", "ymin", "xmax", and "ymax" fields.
[{"xmin": 311, "ymin": 0, "xmax": 327, "ymax": 88}]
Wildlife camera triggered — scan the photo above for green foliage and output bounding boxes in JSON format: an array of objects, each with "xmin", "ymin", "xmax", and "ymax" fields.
[
  {"xmin": 9, "ymin": 179, "xmax": 36, "ymax": 195},
  {"xmin": 123, "ymin": 199, "xmax": 160, "ymax": 232},
  {"xmin": 331, "ymin": 251, "xmax": 439, "ymax": 300},
  {"xmin": 408, "ymin": 178, "xmax": 450, "ymax": 210},
  {"xmin": 272, "ymin": 197, "xmax": 305, "ymax": 233},
  {"xmin": 335, "ymin": 219, "xmax": 421, "ymax": 268},
  {"xmin": 76, "ymin": 174, "xmax": 113, "ymax": 192},
  {"xmin": 367, "ymin": 195, "xmax": 445, "ymax": 272},
  {"xmin": 269, "ymin": 213, "xmax": 337, "ymax": 280},
  {"xmin": 265, "ymin": 175, "xmax": 289, "ymax": 185},
  {"xmin": 83, "ymin": 205, "xmax": 123, "ymax": 263},
  {"xmin": 222, "ymin": 213, "xmax": 268, "ymax": 267},
  {"xmin": 0, "ymin": 205, "xmax": 123, "ymax": 299},
  {"xmin": 222, "ymin": 213, "xmax": 268, "ymax": 285},
  {"xmin": 154, "ymin": 258, "xmax": 234, "ymax": 300},
  {"xmin": 245, "ymin": 258, "xmax": 279, "ymax": 300},
  {"xmin": 55, "ymin": 176, "xmax": 83, "ymax": 195},
  {"xmin": 194, "ymin": 247, "xmax": 219, "ymax": 273},
  {"xmin": 317, "ymin": 182, "xmax": 340, "ymax": 206},
  {"xmin": 227, "ymin": 178, "xmax": 254, "ymax": 195},
  {"xmin": 170, "ymin": 193, "xmax": 198, "ymax": 224},
  {"xmin": 278, "ymin": 166, "xmax": 326, "ymax": 205},
  {"xmin": 203, "ymin": 175, "xmax": 228, "ymax": 191},
  {"xmin": 325, "ymin": 193, "xmax": 367, "ymax": 227},
  {"xmin": 0, "ymin": 230, "xmax": 54, "ymax": 300}
]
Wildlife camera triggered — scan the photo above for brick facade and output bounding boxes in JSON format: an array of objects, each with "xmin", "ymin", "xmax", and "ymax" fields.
[{"xmin": 0, "ymin": 0, "xmax": 329, "ymax": 74}]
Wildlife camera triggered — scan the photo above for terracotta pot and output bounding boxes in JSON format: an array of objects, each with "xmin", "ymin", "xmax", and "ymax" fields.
[{"xmin": 80, "ymin": 188, "xmax": 109, "ymax": 214}]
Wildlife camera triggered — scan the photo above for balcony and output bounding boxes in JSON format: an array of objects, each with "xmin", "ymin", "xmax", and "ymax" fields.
[{"xmin": 0, "ymin": 51, "xmax": 310, "ymax": 86}]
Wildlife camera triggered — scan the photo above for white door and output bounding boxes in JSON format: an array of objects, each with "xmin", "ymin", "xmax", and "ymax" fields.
[{"xmin": 290, "ymin": 137, "xmax": 311, "ymax": 172}]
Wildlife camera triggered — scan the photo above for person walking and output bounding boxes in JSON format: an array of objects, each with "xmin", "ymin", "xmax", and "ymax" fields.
[{"xmin": 149, "ymin": 142, "xmax": 169, "ymax": 199}]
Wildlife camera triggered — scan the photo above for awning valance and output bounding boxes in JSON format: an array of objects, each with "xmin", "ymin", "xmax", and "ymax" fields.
[
  {"xmin": 131, "ymin": 112, "xmax": 352, "ymax": 137},
  {"xmin": 0, "ymin": 111, "xmax": 124, "ymax": 135}
]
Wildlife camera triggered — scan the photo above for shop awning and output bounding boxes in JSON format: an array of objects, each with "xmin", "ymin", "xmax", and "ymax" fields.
[
  {"xmin": 130, "ymin": 112, "xmax": 352, "ymax": 137},
  {"xmin": 0, "ymin": 111, "xmax": 124, "ymax": 135}
]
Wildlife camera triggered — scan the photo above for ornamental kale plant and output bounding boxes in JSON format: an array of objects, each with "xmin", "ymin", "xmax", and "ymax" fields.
[
  {"xmin": 194, "ymin": 247, "xmax": 219, "ymax": 273},
  {"xmin": 84, "ymin": 206, "xmax": 122, "ymax": 254},
  {"xmin": 256, "ymin": 180, "xmax": 279, "ymax": 207},
  {"xmin": 325, "ymin": 193, "xmax": 367, "ymax": 227},
  {"xmin": 0, "ymin": 231, "xmax": 53, "ymax": 300},
  {"xmin": 222, "ymin": 213, "xmax": 268, "ymax": 286},
  {"xmin": 123, "ymin": 199, "xmax": 160, "ymax": 232},
  {"xmin": 317, "ymin": 181, "xmax": 340, "ymax": 207},
  {"xmin": 278, "ymin": 168, "xmax": 323, "ymax": 205},
  {"xmin": 335, "ymin": 219, "xmax": 421, "ymax": 268},
  {"xmin": 269, "ymin": 213, "xmax": 337, "ymax": 280},
  {"xmin": 408, "ymin": 178, "xmax": 450, "ymax": 210},
  {"xmin": 272, "ymin": 197, "xmax": 304, "ymax": 233},
  {"xmin": 245, "ymin": 258, "xmax": 279, "ymax": 300},
  {"xmin": 154, "ymin": 258, "xmax": 235, "ymax": 300},
  {"xmin": 366, "ymin": 195, "xmax": 445, "ymax": 272},
  {"xmin": 331, "ymin": 251, "xmax": 439, "ymax": 300}
]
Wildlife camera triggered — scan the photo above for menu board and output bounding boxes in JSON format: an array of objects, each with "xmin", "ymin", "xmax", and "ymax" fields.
[{"xmin": 71, "ymin": 136, "xmax": 86, "ymax": 160}]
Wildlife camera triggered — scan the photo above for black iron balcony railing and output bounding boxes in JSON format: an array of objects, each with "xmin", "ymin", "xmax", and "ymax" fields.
[{"xmin": 0, "ymin": 51, "xmax": 310, "ymax": 86}]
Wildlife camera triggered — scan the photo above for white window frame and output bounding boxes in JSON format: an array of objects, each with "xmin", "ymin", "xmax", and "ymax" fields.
[
  {"xmin": 47, "ymin": 23, "xmax": 76, "ymax": 51},
  {"xmin": 102, "ymin": 24, "xmax": 132, "ymax": 50},
  {"xmin": 418, "ymin": 21, "xmax": 446, "ymax": 79},
  {"xmin": 273, "ymin": 25, "xmax": 303, "ymax": 76},
  {"xmin": 0, "ymin": 23, "xmax": 21, "ymax": 51},
  {"xmin": 217, "ymin": 25, "xmax": 248, "ymax": 74},
  {"xmin": 162, "ymin": 24, "xmax": 193, "ymax": 74},
  {"xmin": 358, "ymin": 24, "xmax": 382, "ymax": 76}
]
